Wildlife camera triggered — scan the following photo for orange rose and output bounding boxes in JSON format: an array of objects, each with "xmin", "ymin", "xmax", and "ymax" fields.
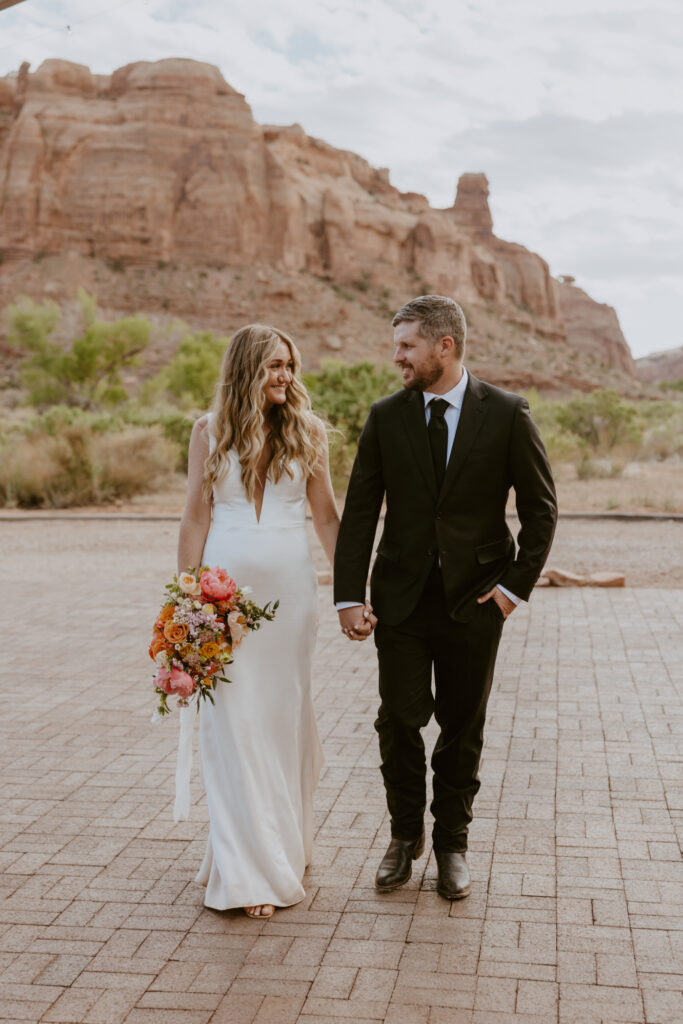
[
  {"xmin": 154, "ymin": 605, "xmax": 174, "ymax": 632},
  {"xmin": 164, "ymin": 621, "xmax": 189, "ymax": 644},
  {"xmin": 179, "ymin": 644, "xmax": 194, "ymax": 659},
  {"xmin": 200, "ymin": 641, "xmax": 220, "ymax": 659},
  {"xmin": 149, "ymin": 636, "xmax": 169, "ymax": 660}
]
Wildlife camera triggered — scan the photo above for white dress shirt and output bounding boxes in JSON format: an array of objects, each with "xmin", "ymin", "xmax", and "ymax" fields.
[{"xmin": 337, "ymin": 366, "xmax": 520, "ymax": 609}]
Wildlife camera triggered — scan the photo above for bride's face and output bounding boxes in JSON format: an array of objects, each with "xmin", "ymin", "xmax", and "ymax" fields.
[{"xmin": 263, "ymin": 341, "xmax": 294, "ymax": 411}]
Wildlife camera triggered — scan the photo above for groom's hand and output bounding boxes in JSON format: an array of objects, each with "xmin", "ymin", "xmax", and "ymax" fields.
[
  {"xmin": 477, "ymin": 586, "xmax": 516, "ymax": 619},
  {"xmin": 338, "ymin": 602, "xmax": 377, "ymax": 641}
]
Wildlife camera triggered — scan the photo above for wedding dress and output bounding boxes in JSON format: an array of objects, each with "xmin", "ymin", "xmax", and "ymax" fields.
[{"xmin": 195, "ymin": 415, "xmax": 323, "ymax": 909}]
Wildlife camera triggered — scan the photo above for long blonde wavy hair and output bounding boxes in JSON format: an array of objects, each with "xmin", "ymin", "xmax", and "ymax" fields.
[{"xmin": 203, "ymin": 324, "xmax": 325, "ymax": 503}]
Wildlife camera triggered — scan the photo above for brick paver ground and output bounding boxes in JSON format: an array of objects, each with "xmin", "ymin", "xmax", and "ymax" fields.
[{"xmin": 1, "ymin": 521, "xmax": 681, "ymax": 1024}]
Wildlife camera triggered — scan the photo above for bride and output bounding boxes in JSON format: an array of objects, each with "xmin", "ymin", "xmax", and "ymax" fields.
[{"xmin": 177, "ymin": 323, "xmax": 372, "ymax": 919}]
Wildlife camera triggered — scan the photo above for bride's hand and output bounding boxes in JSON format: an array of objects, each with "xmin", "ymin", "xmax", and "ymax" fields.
[
  {"xmin": 338, "ymin": 604, "xmax": 375, "ymax": 641},
  {"xmin": 363, "ymin": 600, "xmax": 378, "ymax": 631}
]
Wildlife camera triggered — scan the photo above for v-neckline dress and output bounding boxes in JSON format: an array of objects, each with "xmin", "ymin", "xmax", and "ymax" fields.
[{"xmin": 195, "ymin": 416, "xmax": 324, "ymax": 909}]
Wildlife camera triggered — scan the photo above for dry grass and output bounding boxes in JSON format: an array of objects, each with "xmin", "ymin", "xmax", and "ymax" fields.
[
  {"xmin": 0, "ymin": 424, "xmax": 177, "ymax": 508},
  {"xmin": 552, "ymin": 459, "xmax": 683, "ymax": 514}
]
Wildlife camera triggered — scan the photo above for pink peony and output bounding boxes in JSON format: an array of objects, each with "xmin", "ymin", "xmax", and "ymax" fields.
[
  {"xmin": 200, "ymin": 567, "xmax": 237, "ymax": 603},
  {"xmin": 168, "ymin": 666, "xmax": 195, "ymax": 698},
  {"xmin": 154, "ymin": 665, "xmax": 196, "ymax": 699},
  {"xmin": 153, "ymin": 666, "xmax": 172, "ymax": 693}
]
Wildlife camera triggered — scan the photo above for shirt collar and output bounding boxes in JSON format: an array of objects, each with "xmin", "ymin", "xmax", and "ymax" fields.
[{"xmin": 423, "ymin": 367, "xmax": 468, "ymax": 410}]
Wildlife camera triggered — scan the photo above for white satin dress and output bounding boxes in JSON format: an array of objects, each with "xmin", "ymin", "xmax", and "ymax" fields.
[{"xmin": 196, "ymin": 417, "xmax": 323, "ymax": 910}]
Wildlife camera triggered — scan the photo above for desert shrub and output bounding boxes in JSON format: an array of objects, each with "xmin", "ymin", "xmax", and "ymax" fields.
[
  {"xmin": 148, "ymin": 330, "xmax": 228, "ymax": 408},
  {"xmin": 303, "ymin": 360, "xmax": 400, "ymax": 486},
  {"xmin": 304, "ymin": 360, "xmax": 400, "ymax": 445},
  {"xmin": 539, "ymin": 429, "xmax": 584, "ymax": 465},
  {"xmin": 555, "ymin": 389, "xmax": 641, "ymax": 451},
  {"xmin": 7, "ymin": 289, "xmax": 150, "ymax": 409},
  {"xmin": 123, "ymin": 403, "xmax": 194, "ymax": 471},
  {"xmin": 0, "ymin": 420, "xmax": 176, "ymax": 508},
  {"xmin": 92, "ymin": 426, "xmax": 177, "ymax": 500},
  {"xmin": 640, "ymin": 408, "xmax": 683, "ymax": 460}
]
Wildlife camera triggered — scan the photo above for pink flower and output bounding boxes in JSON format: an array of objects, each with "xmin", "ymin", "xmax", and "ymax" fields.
[
  {"xmin": 154, "ymin": 666, "xmax": 196, "ymax": 699},
  {"xmin": 200, "ymin": 567, "xmax": 237, "ymax": 603},
  {"xmin": 153, "ymin": 666, "xmax": 172, "ymax": 693},
  {"xmin": 168, "ymin": 667, "xmax": 195, "ymax": 698}
]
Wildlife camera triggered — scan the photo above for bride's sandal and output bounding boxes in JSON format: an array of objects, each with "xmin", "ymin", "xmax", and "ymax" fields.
[{"xmin": 244, "ymin": 904, "xmax": 275, "ymax": 919}]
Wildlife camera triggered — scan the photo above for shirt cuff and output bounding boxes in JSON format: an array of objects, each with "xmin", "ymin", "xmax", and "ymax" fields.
[
  {"xmin": 336, "ymin": 601, "xmax": 364, "ymax": 610},
  {"xmin": 497, "ymin": 584, "xmax": 521, "ymax": 605}
]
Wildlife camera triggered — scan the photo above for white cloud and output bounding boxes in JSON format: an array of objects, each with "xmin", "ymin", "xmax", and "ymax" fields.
[{"xmin": 0, "ymin": 0, "xmax": 681, "ymax": 357}]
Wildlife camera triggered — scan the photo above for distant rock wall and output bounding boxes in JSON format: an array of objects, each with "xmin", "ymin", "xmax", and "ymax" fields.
[
  {"xmin": 636, "ymin": 346, "xmax": 683, "ymax": 383},
  {"xmin": 0, "ymin": 58, "xmax": 635, "ymax": 382}
]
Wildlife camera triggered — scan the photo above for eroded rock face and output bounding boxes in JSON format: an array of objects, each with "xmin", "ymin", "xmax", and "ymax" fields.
[
  {"xmin": 558, "ymin": 282, "xmax": 635, "ymax": 376},
  {"xmin": 0, "ymin": 58, "xmax": 636, "ymax": 383},
  {"xmin": 636, "ymin": 346, "xmax": 683, "ymax": 383},
  {"xmin": 451, "ymin": 172, "xmax": 493, "ymax": 234}
]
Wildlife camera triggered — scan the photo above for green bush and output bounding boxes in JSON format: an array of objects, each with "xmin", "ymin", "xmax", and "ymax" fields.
[
  {"xmin": 555, "ymin": 389, "xmax": 641, "ymax": 451},
  {"xmin": 304, "ymin": 360, "xmax": 400, "ymax": 445},
  {"xmin": 147, "ymin": 330, "xmax": 228, "ymax": 409},
  {"xmin": 303, "ymin": 360, "xmax": 400, "ymax": 486},
  {"xmin": 7, "ymin": 289, "xmax": 150, "ymax": 409}
]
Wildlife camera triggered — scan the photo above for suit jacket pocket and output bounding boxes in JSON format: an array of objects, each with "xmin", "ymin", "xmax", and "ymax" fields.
[{"xmin": 475, "ymin": 536, "xmax": 513, "ymax": 565}]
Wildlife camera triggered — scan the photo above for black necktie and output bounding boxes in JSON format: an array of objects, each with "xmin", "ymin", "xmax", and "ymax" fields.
[{"xmin": 427, "ymin": 398, "xmax": 449, "ymax": 491}]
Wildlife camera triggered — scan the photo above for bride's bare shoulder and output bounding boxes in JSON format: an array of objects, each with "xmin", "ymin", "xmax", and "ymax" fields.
[{"xmin": 190, "ymin": 414, "xmax": 211, "ymax": 451}]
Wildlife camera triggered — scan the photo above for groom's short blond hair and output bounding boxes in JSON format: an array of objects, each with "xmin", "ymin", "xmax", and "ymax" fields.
[{"xmin": 392, "ymin": 295, "xmax": 467, "ymax": 359}]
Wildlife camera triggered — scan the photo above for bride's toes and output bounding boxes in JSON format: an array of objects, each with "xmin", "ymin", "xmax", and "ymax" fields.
[{"xmin": 244, "ymin": 904, "xmax": 275, "ymax": 919}]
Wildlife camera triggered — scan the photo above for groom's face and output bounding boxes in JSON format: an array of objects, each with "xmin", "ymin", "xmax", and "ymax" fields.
[{"xmin": 393, "ymin": 320, "xmax": 442, "ymax": 392}]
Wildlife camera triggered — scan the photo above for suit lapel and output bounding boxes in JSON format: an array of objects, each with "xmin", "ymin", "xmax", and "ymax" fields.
[
  {"xmin": 400, "ymin": 389, "xmax": 438, "ymax": 498},
  {"xmin": 436, "ymin": 374, "xmax": 488, "ymax": 508}
]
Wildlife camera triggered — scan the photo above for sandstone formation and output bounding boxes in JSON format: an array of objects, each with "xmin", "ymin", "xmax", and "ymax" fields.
[
  {"xmin": 635, "ymin": 346, "xmax": 683, "ymax": 384},
  {"xmin": 0, "ymin": 58, "xmax": 636, "ymax": 387}
]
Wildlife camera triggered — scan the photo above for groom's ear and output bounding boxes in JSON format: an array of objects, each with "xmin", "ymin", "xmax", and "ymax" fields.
[{"xmin": 438, "ymin": 334, "xmax": 456, "ymax": 358}]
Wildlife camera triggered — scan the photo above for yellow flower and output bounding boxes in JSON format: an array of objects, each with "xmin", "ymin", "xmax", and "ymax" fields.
[{"xmin": 200, "ymin": 641, "xmax": 221, "ymax": 659}]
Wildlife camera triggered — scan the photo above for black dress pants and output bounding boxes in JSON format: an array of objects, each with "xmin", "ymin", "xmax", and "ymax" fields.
[{"xmin": 373, "ymin": 564, "xmax": 504, "ymax": 852}]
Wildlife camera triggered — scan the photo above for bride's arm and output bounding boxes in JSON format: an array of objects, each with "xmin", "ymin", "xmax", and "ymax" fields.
[
  {"xmin": 177, "ymin": 416, "xmax": 212, "ymax": 574},
  {"xmin": 306, "ymin": 424, "xmax": 340, "ymax": 568}
]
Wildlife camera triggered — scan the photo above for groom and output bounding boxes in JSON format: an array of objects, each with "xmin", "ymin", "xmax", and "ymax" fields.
[{"xmin": 334, "ymin": 295, "xmax": 557, "ymax": 899}]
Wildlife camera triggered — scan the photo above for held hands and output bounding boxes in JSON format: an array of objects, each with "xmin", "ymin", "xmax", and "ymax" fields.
[
  {"xmin": 477, "ymin": 585, "xmax": 516, "ymax": 620},
  {"xmin": 338, "ymin": 601, "xmax": 378, "ymax": 642}
]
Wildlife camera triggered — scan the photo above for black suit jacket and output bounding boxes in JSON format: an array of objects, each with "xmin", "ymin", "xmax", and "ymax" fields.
[{"xmin": 334, "ymin": 373, "xmax": 558, "ymax": 625}]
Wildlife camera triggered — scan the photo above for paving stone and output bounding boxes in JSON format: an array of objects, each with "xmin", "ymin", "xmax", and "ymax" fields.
[{"xmin": 0, "ymin": 523, "xmax": 681, "ymax": 1023}]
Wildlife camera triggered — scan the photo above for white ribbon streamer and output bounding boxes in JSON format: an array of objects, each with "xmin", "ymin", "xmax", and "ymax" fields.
[{"xmin": 173, "ymin": 704, "xmax": 195, "ymax": 822}]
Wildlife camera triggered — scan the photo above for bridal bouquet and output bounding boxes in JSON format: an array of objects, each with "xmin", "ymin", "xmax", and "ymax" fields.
[{"xmin": 149, "ymin": 565, "xmax": 278, "ymax": 717}]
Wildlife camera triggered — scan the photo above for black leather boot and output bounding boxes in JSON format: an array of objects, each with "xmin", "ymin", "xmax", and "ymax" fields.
[
  {"xmin": 435, "ymin": 850, "xmax": 471, "ymax": 899},
  {"xmin": 375, "ymin": 831, "xmax": 425, "ymax": 891}
]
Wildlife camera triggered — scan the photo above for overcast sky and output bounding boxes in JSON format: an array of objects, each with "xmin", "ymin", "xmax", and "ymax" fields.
[{"xmin": 1, "ymin": 0, "xmax": 681, "ymax": 358}]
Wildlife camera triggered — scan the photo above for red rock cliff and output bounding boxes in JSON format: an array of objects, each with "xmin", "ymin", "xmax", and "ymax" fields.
[{"xmin": 0, "ymin": 58, "xmax": 636, "ymax": 386}]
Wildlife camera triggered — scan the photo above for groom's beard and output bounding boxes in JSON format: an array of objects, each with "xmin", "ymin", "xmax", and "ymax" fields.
[{"xmin": 399, "ymin": 354, "xmax": 443, "ymax": 392}]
